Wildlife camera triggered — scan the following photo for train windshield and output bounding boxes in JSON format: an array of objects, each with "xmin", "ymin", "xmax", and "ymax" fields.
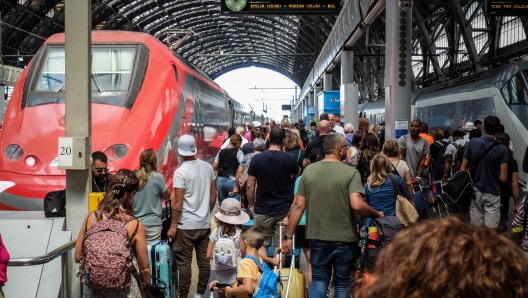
[
  {"xmin": 35, "ymin": 47, "xmax": 136, "ymax": 92},
  {"xmin": 500, "ymin": 70, "xmax": 528, "ymax": 130},
  {"xmin": 25, "ymin": 44, "xmax": 148, "ymax": 109}
]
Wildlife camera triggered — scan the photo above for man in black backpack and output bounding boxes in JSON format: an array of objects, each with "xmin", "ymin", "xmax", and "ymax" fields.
[
  {"xmin": 461, "ymin": 116, "xmax": 509, "ymax": 229},
  {"xmin": 303, "ymin": 120, "xmax": 331, "ymax": 167},
  {"xmin": 442, "ymin": 130, "xmax": 465, "ymax": 184}
]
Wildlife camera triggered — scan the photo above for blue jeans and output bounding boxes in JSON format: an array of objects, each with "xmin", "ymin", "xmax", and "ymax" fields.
[
  {"xmin": 309, "ymin": 240, "xmax": 357, "ymax": 298},
  {"xmin": 217, "ymin": 176, "xmax": 239, "ymax": 206}
]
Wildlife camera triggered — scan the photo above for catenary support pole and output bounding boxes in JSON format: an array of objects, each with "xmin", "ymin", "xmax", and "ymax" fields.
[{"xmin": 65, "ymin": 0, "xmax": 92, "ymax": 297}]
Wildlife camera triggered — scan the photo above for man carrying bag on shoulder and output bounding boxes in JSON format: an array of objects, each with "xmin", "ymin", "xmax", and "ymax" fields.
[{"xmin": 459, "ymin": 116, "xmax": 508, "ymax": 230}]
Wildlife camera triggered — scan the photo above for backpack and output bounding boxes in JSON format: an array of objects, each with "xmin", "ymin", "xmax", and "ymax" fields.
[
  {"xmin": 356, "ymin": 216, "xmax": 404, "ymax": 273},
  {"xmin": 356, "ymin": 151, "xmax": 371, "ymax": 185},
  {"xmin": 432, "ymin": 141, "xmax": 447, "ymax": 179},
  {"xmin": 43, "ymin": 189, "xmax": 66, "ymax": 218},
  {"xmin": 244, "ymin": 255, "xmax": 281, "ymax": 298},
  {"xmin": 442, "ymin": 141, "xmax": 498, "ymax": 211},
  {"xmin": 81, "ymin": 213, "xmax": 137, "ymax": 290},
  {"xmin": 213, "ymin": 230, "xmax": 241, "ymax": 268},
  {"xmin": 239, "ymin": 153, "xmax": 255, "ymax": 189}
]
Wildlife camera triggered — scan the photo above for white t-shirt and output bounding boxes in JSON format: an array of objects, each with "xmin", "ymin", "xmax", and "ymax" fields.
[
  {"xmin": 333, "ymin": 125, "xmax": 345, "ymax": 136},
  {"xmin": 214, "ymin": 149, "xmax": 244, "ymax": 180},
  {"xmin": 220, "ymin": 136, "xmax": 248, "ymax": 149},
  {"xmin": 392, "ymin": 159, "xmax": 410, "ymax": 179},
  {"xmin": 173, "ymin": 159, "xmax": 214, "ymax": 230},
  {"xmin": 209, "ymin": 227, "xmax": 242, "ymax": 270},
  {"xmin": 445, "ymin": 139, "xmax": 465, "ymax": 162}
]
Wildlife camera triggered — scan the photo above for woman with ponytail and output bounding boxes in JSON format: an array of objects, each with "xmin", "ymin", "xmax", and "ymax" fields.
[
  {"xmin": 131, "ymin": 148, "xmax": 171, "ymax": 243},
  {"xmin": 74, "ymin": 169, "xmax": 151, "ymax": 297}
]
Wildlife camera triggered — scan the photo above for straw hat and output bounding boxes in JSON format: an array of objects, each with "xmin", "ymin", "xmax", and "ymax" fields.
[{"xmin": 215, "ymin": 198, "xmax": 249, "ymax": 225}]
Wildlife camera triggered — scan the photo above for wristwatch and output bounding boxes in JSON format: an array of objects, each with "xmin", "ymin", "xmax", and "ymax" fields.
[{"xmin": 283, "ymin": 234, "xmax": 293, "ymax": 240}]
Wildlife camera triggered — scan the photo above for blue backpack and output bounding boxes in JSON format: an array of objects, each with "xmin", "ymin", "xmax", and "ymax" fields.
[{"xmin": 243, "ymin": 255, "xmax": 281, "ymax": 298}]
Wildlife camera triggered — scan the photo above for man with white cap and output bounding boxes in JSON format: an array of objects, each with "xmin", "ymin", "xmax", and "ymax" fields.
[
  {"xmin": 462, "ymin": 121, "xmax": 474, "ymax": 145},
  {"xmin": 168, "ymin": 134, "xmax": 216, "ymax": 298}
]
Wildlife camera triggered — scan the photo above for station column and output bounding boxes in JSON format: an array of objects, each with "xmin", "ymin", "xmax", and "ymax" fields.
[
  {"xmin": 323, "ymin": 72, "xmax": 332, "ymax": 91},
  {"xmin": 65, "ymin": 0, "xmax": 92, "ymax": 297},
  {"xmin": 340, "ymin": 49, "xmax": 359, "ymax": 129},
  {"xmin": 385, "ymin": 0, "xmax": 413, "ymax": 140},
  {"xmin": 314, "ymin": 83, "xmax": 321, "ymax": 119}
]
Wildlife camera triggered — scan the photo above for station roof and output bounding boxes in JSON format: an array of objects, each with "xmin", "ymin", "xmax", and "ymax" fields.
[{"xmin": 0, "ymin": 0, "xmax": 345, "ymax": 87}]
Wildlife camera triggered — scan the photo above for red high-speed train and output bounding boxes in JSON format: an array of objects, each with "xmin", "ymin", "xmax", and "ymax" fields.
[{"xmin": 0, "ymin": 31, "xmax": 266, "ymax": 211}]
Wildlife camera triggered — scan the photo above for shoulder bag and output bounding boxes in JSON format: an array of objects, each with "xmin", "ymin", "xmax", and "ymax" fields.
[
  {"xmin": 390, "ymin": 175, "xmax": 419, "ymax": 226},
  {"xmin": 441, "ymin": 141, "xmax": 498, "ymax": 207}
]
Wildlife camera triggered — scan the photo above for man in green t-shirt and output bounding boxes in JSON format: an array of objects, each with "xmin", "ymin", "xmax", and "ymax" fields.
[{"xmin": 281, "ymin": 133, "xmax": 384, "ymax": 298}]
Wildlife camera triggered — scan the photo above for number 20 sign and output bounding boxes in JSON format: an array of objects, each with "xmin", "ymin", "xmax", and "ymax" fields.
[{"xmin": 58, "ymin": 137, "xmax": 73, "ymax": 167}]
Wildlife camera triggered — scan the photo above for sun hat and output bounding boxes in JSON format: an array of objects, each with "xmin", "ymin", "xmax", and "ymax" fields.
[
  {"xmin": 252, "ymin": 121, "xmax": 261, "ymax": 127},
  {"xmin": 178, "ymin": 135, "xmax": 197, "ymax": 156},
  {"xmin": 215, "ymin": 198, "xmax": 249, "ymax": 225},
  {"xmin": 463, "ymin": 122, "xmax": 475, "ymax": 131}
]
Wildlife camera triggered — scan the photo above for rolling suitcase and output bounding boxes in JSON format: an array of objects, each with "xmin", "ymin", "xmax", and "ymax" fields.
[
  {"xmin": 275, "ymin": 225, "xmax": 306, "ymax": 298},
  {"xmin": 148, "ymin": 240, "xmax": 178, "ymax": 298}
]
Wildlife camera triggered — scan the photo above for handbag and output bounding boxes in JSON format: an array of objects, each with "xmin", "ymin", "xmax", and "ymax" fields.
[
  {"xmin": 511, "ymin": 196, "xmax": 528, "ymax": 246},
  {"xmin": 133, "ymin": 270, "xmax": 167, "ymax": 298},
  {"xmin": 390, "ymin": 175, "xmax": 419, "ymax": 226}
]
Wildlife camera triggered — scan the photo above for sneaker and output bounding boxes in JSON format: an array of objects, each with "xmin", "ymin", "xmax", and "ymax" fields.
[{"xmin": 194, "ymin": 294, "xmax": 203, "ymax": 298}]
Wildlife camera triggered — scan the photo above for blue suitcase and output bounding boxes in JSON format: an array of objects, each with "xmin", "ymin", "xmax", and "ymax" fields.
[{"xmin": 148, "ymin": 240, "xmax": 178, "ymax": 298}]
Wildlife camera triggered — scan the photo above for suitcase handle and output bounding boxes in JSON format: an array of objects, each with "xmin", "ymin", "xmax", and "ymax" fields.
[{"xmin": 278, "ymin": 224, "xmax": 296, "ymax": 298}]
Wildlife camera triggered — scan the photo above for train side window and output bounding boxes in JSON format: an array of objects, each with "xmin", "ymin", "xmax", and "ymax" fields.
[
  {"xmin": 511, "ymin": 74, "xmax": 527, "ymax": 105},
  {"xmin": 172, "ymin": 65, "xmax": 179, "ymax": 81}
]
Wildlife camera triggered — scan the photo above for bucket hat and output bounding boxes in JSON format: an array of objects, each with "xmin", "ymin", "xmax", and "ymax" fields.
[
  {"xmin": 463, "ymin": 122, "xmax": 475, "ymax": 131},
  {"xmin": 215, "ymin": 198, "xmax": 249, "ymax": 225}
]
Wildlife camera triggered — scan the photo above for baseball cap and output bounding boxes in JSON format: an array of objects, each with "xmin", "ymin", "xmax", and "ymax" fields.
[{"xmin": 178, "ymin": 135, "xmax": 197, "ymax": 156}]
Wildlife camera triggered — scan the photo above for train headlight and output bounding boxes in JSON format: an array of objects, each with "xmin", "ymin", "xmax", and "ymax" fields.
[
  {"xmin": 25, "ymin": 155, "xmax": 37, "ymax": 167},
  {"xmin": 4, "ymin": 144, "xmax": 24, "ymax": 161},
  {"xmin": 104, "ymin": 144, "xmax": 128, "ymax": 161}
]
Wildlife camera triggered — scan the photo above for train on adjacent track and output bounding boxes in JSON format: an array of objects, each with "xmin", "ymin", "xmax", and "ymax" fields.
[
  {"xmin": 0, "ymin": 31, "xmax": 266, "ymax": 211},
  {"xmin": 359, "ymin": 61, "xmax": 528, "ymax": 183}
]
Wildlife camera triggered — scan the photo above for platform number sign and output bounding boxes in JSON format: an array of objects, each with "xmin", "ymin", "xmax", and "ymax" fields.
[
  {"xmin": 58, "ymin": 137, "xmax": 73, "ymax": 167},
  {"xmin": 395, "ymin": 120, "xmax": 408, "ymax": 139}
]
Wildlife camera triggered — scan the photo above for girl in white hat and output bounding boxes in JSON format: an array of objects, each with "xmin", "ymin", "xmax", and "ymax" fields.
[{"xmin": 206, "ymin": 198, "xmax": 249, "ymax": 298}]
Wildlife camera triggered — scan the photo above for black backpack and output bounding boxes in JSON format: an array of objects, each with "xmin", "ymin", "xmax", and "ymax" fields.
[
  {"xmin": 432, "ymin": 141, "xmax": 447, "ymax": 179},
  {"xmin": 442, "ymin": 141, "xmax": 498, "ymax": 211},
  {"xmin": 44, "ymin": 189, "xmax": 66, "ymax": 217},
  {"xmin": 356, "ymin": 216, "xmax": 405, "ymax": 272},
  {"xmin": 356, "ymin": 151, "xmax": 371, "ymax": 185}
]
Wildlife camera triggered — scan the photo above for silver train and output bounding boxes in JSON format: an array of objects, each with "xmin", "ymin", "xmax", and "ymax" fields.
[{"xmin": 359, "ymin": 61, "xmax": 528, "ymax": 183}]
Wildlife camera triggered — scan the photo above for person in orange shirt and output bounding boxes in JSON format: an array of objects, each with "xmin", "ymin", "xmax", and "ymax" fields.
[
  {"xmin": 419, "ymin": 123, "xmax": 434, "ymax": 177},
  {"xmin": 419, "ymin": 123, "xmax": 433, "ymax": 146}
]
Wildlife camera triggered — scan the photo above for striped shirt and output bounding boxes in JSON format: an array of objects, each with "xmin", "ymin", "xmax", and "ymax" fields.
[{"xmin": 512, "ymin": 196, "xmax": 528, "ymax": 252}]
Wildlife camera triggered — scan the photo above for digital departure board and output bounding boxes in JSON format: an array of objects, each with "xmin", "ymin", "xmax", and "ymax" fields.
[
  {"xmin": 486, "ymin": 0, "xmax": 528, "ymax": 16},
  {"xmin": 221, "ymin": 0, "xmax": 340, "ymax": 15}
]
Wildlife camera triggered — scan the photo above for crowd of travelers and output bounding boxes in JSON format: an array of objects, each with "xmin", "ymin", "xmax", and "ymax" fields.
[{"xmin": 2, "ymin": 114, "xmax": 528, "ymax": 298}]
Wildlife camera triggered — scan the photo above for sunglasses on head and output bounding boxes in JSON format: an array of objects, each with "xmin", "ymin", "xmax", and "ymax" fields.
[{"xmin": 95, "ymin": 167, "xmax": 109, "ymax": 173}]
